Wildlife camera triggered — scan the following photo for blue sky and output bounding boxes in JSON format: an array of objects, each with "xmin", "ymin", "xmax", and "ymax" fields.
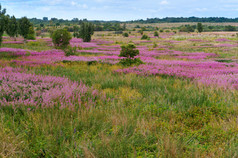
[{"xmin": 1, "ymin": 0, "xmax": 238, "ymax": 21}]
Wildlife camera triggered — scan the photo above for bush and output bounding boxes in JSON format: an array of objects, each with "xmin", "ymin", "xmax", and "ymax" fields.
[
  {"xmin": 154, "ymin": 31, "xmax": 159, "ymax": 37},
  {"xmin": 141, "ymin": 34, "xmax": 150, "ymax": 40},
  {"xmin": 123, "ymin": 32, "xmax": 129, "ymax": 37},
  {"xmin": 119, "ymin": 43, "xmax": 143, "ymax": 66},
  {"xmin": 224, "ymin": 25, "xmax": 236, "ymax": 31},
  {"xmin": 119, "ymin": 58, "xmax": 143, "ymax": 66},
  {"xmin": 119, "ymin": 43, "xmax": 139, "ymax": 58},
  {"xmin": 64, "ymin": 46, "xmax": 77, "ymax": 56},
  {"xmin": 52, "ymin": 29, "xmax": 72, "ymax": 49}
]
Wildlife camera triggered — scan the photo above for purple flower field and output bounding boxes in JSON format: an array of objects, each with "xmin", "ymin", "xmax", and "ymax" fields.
[
  {"xmin": 0, "ymin": 67, "xmax": 106, "ymax": 109},
  {"xmin": 1, "ymin": 36, "xmax": 238, "ymax": 90}
]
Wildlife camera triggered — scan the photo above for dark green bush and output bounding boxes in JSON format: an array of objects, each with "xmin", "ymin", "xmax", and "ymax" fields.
[
  {"xmin": 154, "ymin": 31, "xmax": 159, "ymax": 37},
  {"xmin": 141, "ymin": 34, "xmax": 150, "ymax": 40},
  {"xmin": 119, "ymin": 43, "xmax": 139, "ymax": 58},
  {"xmin": 123, "ymin": 32, "xmax": 129, "ymax": 37},
  {"xmin": 119, "ymin": 58, "xmax": 143, "ymax": 66},
  {"xmin": 52, "ymin": 29, "xmax": 72, "ymax": 49},
  {"xmin": 119, "ymin": 43, "xmax": 143, "ymax": 66}
]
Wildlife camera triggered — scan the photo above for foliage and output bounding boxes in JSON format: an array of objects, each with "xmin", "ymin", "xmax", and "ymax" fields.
[
  {"xmin": 18, "ymin": 17, "xmax": 32, "ymax": 40},
  {"xmin": 154, "ymin": 31, "xmax": 159, "ymax": 37},
  {"xmin": 0, "ymin": 4, "xmax": 6, "ymax": 46},
  {"xmin": 6, "ymin": 16, "xmax": 18, "ymax": 38},
  {"xmin": 64, "ymin": 46, "xmax": 77, "ymax": 56},
  {"xmin": 26, "ymin": 26, "xmax": 35, "ymax": 40},
  {"xmin": 52, "ymin": 29, "xmax": 72, "ymax": 49},
  {"xmin": 73, "ymin": 25, "xmax": 80, "ymax": 38},
  {"xmin": 197, "ymin": 22, "xmax": 203, "ymax": 33},
  {"xmin": 224, "ymin": 25, "xmax": 236, "ymax": 31},
  {"xmin": 119, "ymin": 43, "xmax": 139, "ymax": 58},
  {"xmin": 79, "ymin": 22, "xmax": 94, "ymax": 42},
  {"xmin": 141, "ymin": 34, "xmax": 150, "ymax": 40},
  {"xmin": 119, "ymin": 44, "xmax": 142, "ymax": 66},
  {"xmin": 179, "ymin": 25, "xmax": 195, "ymax": 32},
  {"xmin": 119, "ymin": 57, "xmax": 143, "ymax": 66},
  {"xmin": 123, "ymin": 32, "xmax": 129, "ymax": 37}
]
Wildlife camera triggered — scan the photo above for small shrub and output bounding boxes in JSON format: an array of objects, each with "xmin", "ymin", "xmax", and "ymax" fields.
[
  {"xmin": 119, "ymin": 58, "xmax": 143, "ymax": 66},
  {"xmin": 123, "ymin": 32, "xmax": 129, "ymax": 37},
  {"xmin": 153, "ymin": 42, "xmax": 158, "ymax": 48},
  {"xmin": 64, "ymin": 46, "xmax": 77, "ymax": 56},
  {"xmin": 119, "ymin": 43, "xmax": 139, "ymax": 58},
  {"xmin": 159, "ymin": 29, "xmax": 164, "ymax": 33},
  {"xmin": 52, "ymin": 29, "xmax": 72, "ymax": 49},
  {"xmin": 141, "ymin": 34, "xmax": 150, "ymax": 40},
  {"xmin": 154, "ymin": 31, "xmax": 159, "ymax": 37},
  {"xmin": 119, "ymin": 43, "xmax": 143, "ymax": 66}
]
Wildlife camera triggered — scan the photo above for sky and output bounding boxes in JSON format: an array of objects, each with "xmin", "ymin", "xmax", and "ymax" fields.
[{"xmin": 1, "ymin": 0, "xmax": 238, "ymax": 21}]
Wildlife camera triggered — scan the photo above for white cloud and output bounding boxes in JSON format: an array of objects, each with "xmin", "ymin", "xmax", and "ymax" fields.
[{"xmin": 160, "ymin": 0, "xmax": 169, "ymax": 5}]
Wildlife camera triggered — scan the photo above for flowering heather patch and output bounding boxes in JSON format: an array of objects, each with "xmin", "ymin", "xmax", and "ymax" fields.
[
  {"xmin": 2, "ymin": 41, "xmax": 24, "ymax": 44},
  {"xmin": 0, "ymin": 67, "xmax": 106, "ymax": 109},
  {"xmin": 198, "ymin": 74, "xmax": 238, "ymax": 90},
  {"xmin": 188, "ymin": 39, "xmax": 209, "ymax": 42},
  {"xmin": 61, "ymin": 56, "xmax": 99, "ymax": 62},
  {"xmin": 215, "ymin": 38, "xmax": 231, "ymax": 42},
  {"xmin": 215, "ymin": 43, "xmax": 238, "ymax": 47},
  {"xmin": 116, "ymin": 59, "xmax": 238, "ymax": 89},
  {"xmin": 0, "ymin": 47, "xmax": 33, "ymax": 56},
  {"xmin": 77, "ymin": 49, "xmax": 120, "ymax": 55}
]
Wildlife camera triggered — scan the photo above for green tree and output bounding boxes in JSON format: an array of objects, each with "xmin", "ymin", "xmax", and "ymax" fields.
[
  {"xmin": 6, "ymin": 16, "xmax": 18, "ymax": 39},
  {"xmin": 119, "ymin": 43, "xmax": 143, "ymax": 66},
  {"xmin": 154, "ymin": 31, "xmax": 159, "ymax": 37},
  {"xmin": 197, "ymin": 23, "xmax": 203, "ymax": 33},
  {"xmin": 0, "ymin": 4, "xmax": 6, "ymax": 46},
  {"xmin": 18, "ymin": 17, "xmax": 32, "ymax": 41},
  {"xmin": 73, "ymin": 25, "xmax": 80, "ymax": 38},
  {"xmin": 52, "ymin": 29, "xmax": 72, "ymax": 49},
  {"xmin": 119, "ymin": 43, "xmax": 139, "ymax": 58},
  {"xmin": 123, "ymin": 32, "xmax": 129, "ymax": 37},
  {"xmin": 79, "ymin": 22, "xmax": 94, "ymax": 42},
  {"xmin": 27, "ymin": 26, "xmax": 35, "ymax": 40}
]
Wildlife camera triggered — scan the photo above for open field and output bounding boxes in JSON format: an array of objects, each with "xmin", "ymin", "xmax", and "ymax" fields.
[{"xmin": 0, "ymin": 30, "xmax": 238, "ymax": 157}]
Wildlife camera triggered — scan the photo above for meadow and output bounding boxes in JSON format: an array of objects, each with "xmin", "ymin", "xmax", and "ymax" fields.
[{"xmin": 0, "ymin": 30, "xmax": 238, "ymax": 157}]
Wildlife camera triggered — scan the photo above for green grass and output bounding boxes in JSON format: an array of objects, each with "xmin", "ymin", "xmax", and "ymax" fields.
[
  {"xmin": 0, "ymin": 32, "xmax": 238, "ymax": 157},
  {"xmin": 1, "ymin": 41, "xmax": 52, "ymax": 51},
  {"xmin": 1, "ymin": 63, "xmax": 236, "ymax": 157}
]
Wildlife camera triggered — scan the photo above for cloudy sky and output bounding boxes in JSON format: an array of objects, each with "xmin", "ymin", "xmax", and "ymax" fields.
[{"xmin": 1, "ymin": 0, "xmax": 238, "ymax": 20}]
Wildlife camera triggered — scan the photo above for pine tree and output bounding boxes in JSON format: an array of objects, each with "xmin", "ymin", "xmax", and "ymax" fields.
[
  {"xmin": 79, "ymin": 22, "xmax": 94, "ymax": 42},
  {"xmin": 197, "ymin": 23, "xmax": 203, "ymax": 33},
  {"xmin": 0, "ymin": 4, "xmax": 6, "ymax": 46},
  {"xmin": 18, "ymin": 17, "xmax": 31, "ymax": 41},
  {"xmin": 6, "ymin": 16, "xmax": 18, "ymax": 39}
]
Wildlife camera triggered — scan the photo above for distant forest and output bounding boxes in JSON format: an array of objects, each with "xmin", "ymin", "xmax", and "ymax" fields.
[
  {"xmin": 130, "ymin": 17, "xmax": 238, "ymax": 23},
  {"xmin": 28, "ymin": 17, "xmax": 238, "ymax": 25}
]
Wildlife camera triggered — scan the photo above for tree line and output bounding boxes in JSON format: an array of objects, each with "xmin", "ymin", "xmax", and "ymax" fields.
[
  {"xmin": 0, "ymin": 4, "xmax": 35, "ymax": 46},
  {"xmin": 130, "ymin": 17, "xmax": 238, "ymax": 23}
]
